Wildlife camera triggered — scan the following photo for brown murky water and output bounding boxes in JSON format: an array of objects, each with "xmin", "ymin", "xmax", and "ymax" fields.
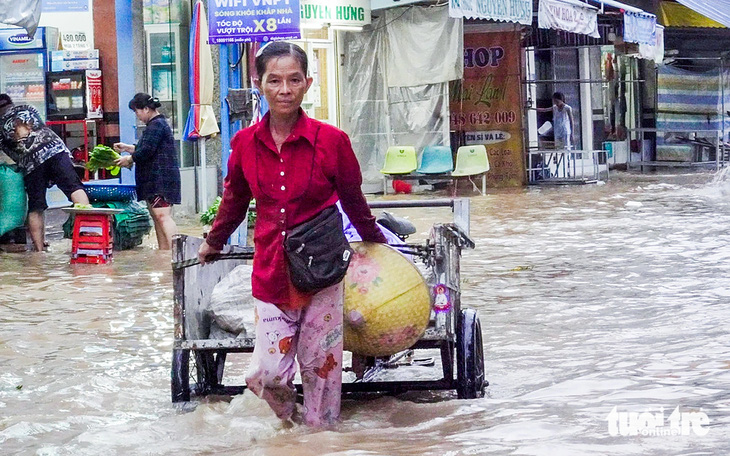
[{"xmin": 2, "ymin": 171, "xmax": 730, "ymax": 455}]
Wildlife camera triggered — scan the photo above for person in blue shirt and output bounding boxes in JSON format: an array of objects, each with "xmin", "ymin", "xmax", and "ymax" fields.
[
  {"xmin": 0, "ymin": 93, "xmax": 89, "ymax": 251},
  {"xmin": 113, "ymin": 93, "xmax": 181, "ymax": 250}
]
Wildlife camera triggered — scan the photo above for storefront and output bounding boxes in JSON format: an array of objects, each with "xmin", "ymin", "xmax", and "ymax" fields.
[
  {"xmin": 524, "ymin": 0, "xmax": 660, "ymax": 178},
  {"xmin": 448, "ymin": 0, "xmax": 532, "ymax": 187},
  {"xmin": 0, "ymin": 2, "xmax": 110, "ymax": 207},
  {"xmin": 644, "ymin": 1, "xmax": 730, "ymax": 168}
]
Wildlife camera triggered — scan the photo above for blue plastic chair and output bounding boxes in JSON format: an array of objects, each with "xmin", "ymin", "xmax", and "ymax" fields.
[{"xmin": 417, "ymin": 145, "xmax": 453, "ymax": 174}]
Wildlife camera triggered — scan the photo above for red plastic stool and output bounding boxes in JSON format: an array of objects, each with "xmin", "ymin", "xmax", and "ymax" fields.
[{"xmin": 63, "ymin": 207, "xmax": 121, "ymax": 264}]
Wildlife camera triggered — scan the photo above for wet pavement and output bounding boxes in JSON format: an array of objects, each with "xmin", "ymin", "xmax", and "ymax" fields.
[{"xmin": 1, "ymin": 170, "xmax": 729, "ymax": 455}]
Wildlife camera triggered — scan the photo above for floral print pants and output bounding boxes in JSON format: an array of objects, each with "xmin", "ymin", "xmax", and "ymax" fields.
[{"xmin": 245, "ymin": 282, "xmax": 344, "ymax": 427}]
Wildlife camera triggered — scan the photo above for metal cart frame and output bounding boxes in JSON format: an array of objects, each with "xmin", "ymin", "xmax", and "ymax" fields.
[{"xmin": 171, "ymin": 199, "xmax": 486, "ymax": 403}]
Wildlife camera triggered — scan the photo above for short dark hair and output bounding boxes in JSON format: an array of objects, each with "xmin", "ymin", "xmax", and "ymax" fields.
[
  {"xmin": 255, "ymin": 41, "xmax": 308, "ymax": 79},
  {"xmin": 0, "ymin": 93, "xmax": 13, "ymax": 114},
  {"xmin": 128, "ymin": 92, "xmax": 161, "ymax": 111},
  {"xmin": 552, "ymin": 92, "xmax": 565, "ymax": 102}
]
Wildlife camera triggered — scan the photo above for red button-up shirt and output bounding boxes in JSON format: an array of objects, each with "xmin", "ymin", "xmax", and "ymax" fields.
[{"xmin": 206, "ymin": 110, "xmax": 386, "ymax": 309}]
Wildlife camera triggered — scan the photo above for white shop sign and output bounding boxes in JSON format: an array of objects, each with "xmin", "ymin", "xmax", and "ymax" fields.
[
  {"xmin": 300, "ymin": 0, "xmax": 370, "ymax": 27},
  {"xmin": 449, "ymin": 0, "xmax": 532, "ymax": 26},
  {"xmin": 538, "ymin": 0, "xmax": 600, "ymax": 39},
  {"xmin": 60, "ymin": 30, "xmax": 90, "ymax": 51}
]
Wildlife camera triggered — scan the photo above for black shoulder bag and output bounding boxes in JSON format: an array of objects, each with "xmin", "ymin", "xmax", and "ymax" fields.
[
  {"xmin": 284, "ymin": 205, "xmax": 352, "ymax": 293},
  {"xmin": 275, "ymin": 128, "xmax": 352, "ymax": 293}
]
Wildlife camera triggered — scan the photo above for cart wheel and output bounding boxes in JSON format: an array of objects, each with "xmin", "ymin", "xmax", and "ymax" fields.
[
  {"xmin": 456, "ymin": 309, "xmax": 486, "ymax": 399},
  {"xmin": 171, "ymin": 348, "xmax": 190, "ymax": 403}
]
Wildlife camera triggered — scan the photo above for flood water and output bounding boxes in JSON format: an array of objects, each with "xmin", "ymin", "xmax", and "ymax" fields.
[{"xmin": 2, "ymin": 171, "xmax": 730, "ymax": 455}]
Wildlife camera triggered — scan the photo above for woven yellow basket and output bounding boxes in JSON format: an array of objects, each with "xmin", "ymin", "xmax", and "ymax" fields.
[{"xmin": 343, "ymin": 242, "xmax": 431, "ymax": 356}]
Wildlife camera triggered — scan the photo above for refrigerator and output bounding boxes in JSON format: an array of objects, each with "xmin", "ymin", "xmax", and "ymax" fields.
[
  {"xmin": 0, "ymin": 27, "xmax": 59, "ymax": 120},
  {"xmin": 46, "ymin": 69, "xmax": 103, "ymax": 121},
  {"xmin": 46, "ymin": 71, "xmax": 87, "ymax": 121}
]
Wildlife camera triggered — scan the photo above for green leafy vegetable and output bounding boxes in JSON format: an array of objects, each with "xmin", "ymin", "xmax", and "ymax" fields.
[
  {"xmin": 200, "ymin": 197, "xmax": 222, "ymax": 225},
  {"xmin": 199, "ymin": 197, "xmax": 257, "ymax": 228},
  {"xmin": 86, "ymin": 144, "xmax": 121, "ymax": 176}
]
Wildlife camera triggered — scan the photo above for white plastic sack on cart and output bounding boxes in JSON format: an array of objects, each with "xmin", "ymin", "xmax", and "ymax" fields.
[{"xmin": 207, "ymin": 264, "xmax": 256, "ymax": 339}]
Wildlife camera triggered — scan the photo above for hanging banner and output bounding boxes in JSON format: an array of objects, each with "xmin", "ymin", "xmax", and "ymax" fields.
[
  {"xmin": 538, "ymin": 0, "xmax": 600, "ymax": 38},
  {"xmin": 449, "ymin": 0, "xmax": 532, "ymax": 26},
  {"xmin": 639, "ymin": 24, "xmax": 664, "ymax": 64},
  {"xmin": 207, "ymin": 0, "xmax": 301, "ymax": 44},
  {"xmin": 450, "ymin": 31, "xmax": 524, "ymax": 187},
  {"xmin": 623, "ymin": 10, "xmax": 656, "ymax": 45},
  {"xmin": 300, "ymin": 0, "xmax": 370, "ymax": 27}
]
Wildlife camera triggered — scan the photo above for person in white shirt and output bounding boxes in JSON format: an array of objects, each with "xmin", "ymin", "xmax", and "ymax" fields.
[{"xmin": 535, "ymin": 91, "xmax": 575, "ymax": 150}]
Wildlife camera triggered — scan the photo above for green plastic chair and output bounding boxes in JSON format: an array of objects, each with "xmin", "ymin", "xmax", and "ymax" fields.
[
  {"xmin": 451, "ymin": 145, "xmax": 490, "ymax": 176},
  {"xmin": 380, "ymin": 146, "xmax": 417, "ymax": 175}
]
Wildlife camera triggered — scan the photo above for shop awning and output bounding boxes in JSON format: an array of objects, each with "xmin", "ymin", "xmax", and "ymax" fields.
[
  {"xmin": 538, "ymin": 0, "xmax": 600, "ymax": 38},
  {"xmin": 448, "ymin": 0, "xmax": 532, "ymax": 26},
  {"xmin": 659, "ymin": 2, "xmax": 724, "ymax": 28},
  {"xmin": 671, "ymin": 0, "xmax": 730, "ymax": 28},
  {"xmin": 0, "ymin": 0, "xmax": 41, "ymax": 37}
]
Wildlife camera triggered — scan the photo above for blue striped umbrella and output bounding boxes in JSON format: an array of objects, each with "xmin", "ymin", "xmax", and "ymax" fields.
[{"xmin": 183, "ymin": 0, "xmax": 219, "ymax": 211}]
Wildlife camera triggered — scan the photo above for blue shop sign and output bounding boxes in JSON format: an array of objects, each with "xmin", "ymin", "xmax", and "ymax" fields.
[
  {"xmin": 43, "ymin": 0, "xmax": 90, "ymax": 13},
  {"xmin": 623, "ymin": 11, "xmax": 656, "ymax": 45},
  {"xmin": 208, "ymin": 0, "xmax": 301, "ymax": 44},
  {"xmin": 0, "ymin": 28, "xmax": 46, "ymax": 51}
]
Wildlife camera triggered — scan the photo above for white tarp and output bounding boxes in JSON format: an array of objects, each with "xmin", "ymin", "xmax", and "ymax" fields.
[
  {"xmin": 385, "ymin": 6, "xmax": 463, "ymax": 87},
  {"xmin": 343, "ymin": 17, "xmax": 389, "ymax": 190},
  {"xmin": 538, "ymin": 0, "xmax": 600, "ymax": 39},
  {"xmin": 343, "ymin": 7, "xmax": 454, "ymax": 191},
  {"xmin": 0, "ymin": 0, "xmax": 41, "ymax": 37},
  {"xmin": 449, "ymin": 0, "xmax": 532, "ymax": 26}
]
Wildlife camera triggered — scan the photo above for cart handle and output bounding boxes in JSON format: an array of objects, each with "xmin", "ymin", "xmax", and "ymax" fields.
[
  {"xmin": 171, "ymin": 242, "xmax": 433, "ymax": 270},
  {"xmin": 171, "ymin": 249, "xmax": 255, "ymax": 270}
]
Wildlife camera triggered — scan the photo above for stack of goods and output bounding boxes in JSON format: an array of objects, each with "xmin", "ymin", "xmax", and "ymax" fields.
[
  {"xmin": 50, "ymin": 49, "xmax": 100, "ymax": 72},
  {"xmin": 101, "ymin": 201, "xmax": 153, "ymax": 250},
  {"xmin": 63, "ymin": 191, "xmax": 152, "ymax": 251},
  {"xmin": 68, "ymin": 207, "xmax": 114, "ymax": 264}
]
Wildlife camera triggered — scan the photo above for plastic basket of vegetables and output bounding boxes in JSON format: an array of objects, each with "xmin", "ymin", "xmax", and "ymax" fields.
[{"xmin": 86, "ymin": 145, "xmax": 121, "ymax": 176}]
